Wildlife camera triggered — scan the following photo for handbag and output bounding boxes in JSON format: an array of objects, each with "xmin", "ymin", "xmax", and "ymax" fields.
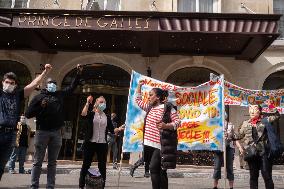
[
  {"xmin": 243, "ymin": 143, "xmax": 258, "ymax": 161},
  {"xmin": 85, "ymin": 168, "xmax": 104, "ymax": 189}
]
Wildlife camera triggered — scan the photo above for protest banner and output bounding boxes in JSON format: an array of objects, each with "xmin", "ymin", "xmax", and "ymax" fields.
[
  {"xmin": 123, "ymin": 71, "xmax": 225, "ymax": 152},
  {"xmin": 224, "ymin": 81, "xmax": 284, "ymax": 114}
]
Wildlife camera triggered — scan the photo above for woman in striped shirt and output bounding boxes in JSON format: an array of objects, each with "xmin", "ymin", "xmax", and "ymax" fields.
[{"xmin": 136, "ymin": 80, "xmax": 180, "ymax": 189}]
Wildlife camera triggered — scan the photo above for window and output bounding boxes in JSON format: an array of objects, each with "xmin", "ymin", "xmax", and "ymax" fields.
[
  {"xmin": 0, "ymin": 0, "xmax": 28, "ymax": 8},
  {"xmin": 274, "ymin": 0, "xmax": 284, "ymax": 39},
  {"xmin": 178, "ymin": 0, "xmax": 218, "ymax": 13},
  {"xmin": 85, "ymin": 0, "xmax": 120, "ymax": 11}
]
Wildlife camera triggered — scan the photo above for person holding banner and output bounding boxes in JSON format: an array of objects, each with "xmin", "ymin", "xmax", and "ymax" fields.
[
  {"xmin": 136, "ymin": 80, "xmax": 180, "ymax": 189},
  {"xmin": 230, "ymin": 104, "xmax": 280, "ymax": 189},
  {"xmin": 212, "ymin": 112, "xmax": 241, "ymax": 189},
  {"xmin": 79, "ymin": 95, "xmax": 120, "ymax": 189}
]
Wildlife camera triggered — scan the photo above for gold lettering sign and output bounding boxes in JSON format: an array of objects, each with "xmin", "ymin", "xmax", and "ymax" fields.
[
  {"xmin": 13, "ymin": 15, "xmax": 157, "ymax": 30},
  {"xmin": 85, "ymin": 17, "xmax": 92, "ymax": 27},
  {"xmin": 41, "ymin": 16, "xmax": 49, "ymax": 26},
  {"xmin": 51, "ymin": 16, "xmax": 62, "ymax": 27},
  {"xmin": 76, "ymin": 17, "xmax": 83, "ymax": 27},
  {"xmin": 97, "ymin": 17, "xmax": 108, "ymax": 28}
]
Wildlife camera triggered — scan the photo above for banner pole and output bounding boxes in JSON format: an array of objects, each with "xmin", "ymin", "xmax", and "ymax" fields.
[
  {"xmin": 117, "ymin": 143, "xmax": 124, "ymax": 189},
  {"xmin": 221, "ymin": 74, "xmax": 227, "ymax": 189}
]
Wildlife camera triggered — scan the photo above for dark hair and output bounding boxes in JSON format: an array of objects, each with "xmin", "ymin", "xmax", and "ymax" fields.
[
  {"xmin": 3, "ymin": 72, "xmax": 17, "ymax": 83},
  {"xmin": 152, "ymin": 88, "xmax": 168, "ymax": 103}
]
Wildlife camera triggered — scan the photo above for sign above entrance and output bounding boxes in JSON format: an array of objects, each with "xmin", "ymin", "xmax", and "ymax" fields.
[{"xmin": 13, "ymin": 14, "xmax": 158, "ymax": 30}]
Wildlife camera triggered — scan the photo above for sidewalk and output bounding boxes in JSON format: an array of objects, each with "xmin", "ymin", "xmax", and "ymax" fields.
[{"xmin": 6, "ymin": 160, "xmax": 284, "ymax": 182}]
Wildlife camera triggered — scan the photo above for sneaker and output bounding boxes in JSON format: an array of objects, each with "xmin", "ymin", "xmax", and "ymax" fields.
[
  {"xmin": 113, "ymin": 163, "xmax": 118, "ymax": 169},
  {"xmin": 129, "ymin": 166, "xmax": 135, "ymax": 177},
  {"xmin": 9, "ymin": 170, "xmax": 16, "ymax": 174},
  {"xmin": 144, "ymin": 171, "xmax": 150, "ymax": 178}
]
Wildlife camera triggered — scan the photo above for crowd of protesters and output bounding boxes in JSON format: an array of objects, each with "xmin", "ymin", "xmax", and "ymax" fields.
[{"xmin": 0, "ymin": 66, "xmax": 283, "ymax": 189}]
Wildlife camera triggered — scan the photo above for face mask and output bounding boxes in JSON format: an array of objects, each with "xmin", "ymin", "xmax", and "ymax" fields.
[
  {"xmin": 3, "ymin": 83, "xmax": 16, "ymax": 93},
  {"xmin": 47, "ymin": 83, "xmax": 57, "ymax": 93},
  {"xmin": 98, "ymin": 103, "xmax": 106, "ymax": 111}
]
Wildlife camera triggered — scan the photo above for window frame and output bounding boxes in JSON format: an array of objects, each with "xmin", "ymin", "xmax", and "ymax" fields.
[
  {"xmin": 273, "ymin": 0, "xmax": 284, "ymax": 40},
  {"xmin": 176, "ymin": 0, "xmax": 220, "ymax": 13}
]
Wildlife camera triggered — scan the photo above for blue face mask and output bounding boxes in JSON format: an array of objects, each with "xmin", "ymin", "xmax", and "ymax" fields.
[
  {"xmin": 98, "ymin": 103, "xmax": 106, "ymax": 111},
  {"xmin": 47, "ymin": 83, "xmax": 57, "ymax": 93}
]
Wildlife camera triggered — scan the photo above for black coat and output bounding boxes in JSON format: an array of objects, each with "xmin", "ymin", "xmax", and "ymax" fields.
[
  {"xmin": 145, "ymin": 102, "xmax": 178, "ymax": 169},
  {"xmin": 83, "ymin": 105, "xmax": 114, "ymax": 143},
  {"xmin": 25, "ymin": 74, "xmax": 80, "ymax": 131}
]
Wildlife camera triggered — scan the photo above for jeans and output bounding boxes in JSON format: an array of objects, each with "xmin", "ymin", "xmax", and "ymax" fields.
[
  {"xmin": 247, "ymin": 155, "xmax": 274, "ymax": 189},
  {"xmin": 213, "ymin": 146, "xmax": 235, "ymax": 181},
  {"xmin": 9, "ymin": 146, "xmax": 28, "ymax": 173},
  {"xmin": 31, "ymin": 130, "xmax": 62, "ymax": 189},
  {"xmin": 0, "ymin": 131, "xmax": 16, "ymax": 181},
  {"xmin": 79, "ymin": 142, "xmax": 108, "ymax": 188},
  {"xmin": 109, "ymin": 136, "xmax": 118, "ymax": 163},
  {"xmin": 144, "ymin": 145, "xmax": 168, "ymax": 189}
]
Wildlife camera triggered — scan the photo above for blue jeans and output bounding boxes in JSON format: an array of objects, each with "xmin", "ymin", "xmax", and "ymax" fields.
[
  {"xmin": 109, "ymin": 137, "xmax": 118, "ymax": 163},
  {"xmin": 0, "ymin": 132, "xmax": 16, "ymax": 181},
  {"xmin": 213, "ymin": 146, "xmax": 235, "ymax": 181},
  {"xmin": 9, "ymin": 146, "xmax": 28, "ymax": 173},
  {"xmin": 31, "ymin": 130, "xmax": 62, "ymax": 189}
]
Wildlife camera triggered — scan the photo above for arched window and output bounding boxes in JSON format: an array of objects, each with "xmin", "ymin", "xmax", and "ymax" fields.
[{"xmin": 0, "ymin": 60, "xmax": 32, "ymax": 88}]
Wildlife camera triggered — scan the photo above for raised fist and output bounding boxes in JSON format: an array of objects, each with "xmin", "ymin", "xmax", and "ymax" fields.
[
  {"xmin": 87, "ymin": 95, "xmax": 93, "ymax": 104},
  {"xmin": 45, "ymin": 64, "xmax": 52, "ymax": 72}
]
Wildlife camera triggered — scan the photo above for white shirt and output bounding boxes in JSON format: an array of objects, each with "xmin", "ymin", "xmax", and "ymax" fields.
[
  {"xmin": 90, "ymin": 112, "xmax": 107, "ymax": 143},
  {"xmin": 225, "ymin": 120, "xmax": 235, "ymax": 148}
]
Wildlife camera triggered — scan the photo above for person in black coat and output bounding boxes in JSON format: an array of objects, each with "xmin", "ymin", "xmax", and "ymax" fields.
[
  {"xmin": 26, "ymin": 64, "xmax": 82, "ymax": 189},
  {"xmin": 79, "ymin": 95, "xmax": 119, "ymax": 189}
]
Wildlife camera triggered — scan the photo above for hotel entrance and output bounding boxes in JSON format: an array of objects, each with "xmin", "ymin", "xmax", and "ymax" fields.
[{"xmin": 58, "ymin": 63, "xmax": 130, "ymax": 160}]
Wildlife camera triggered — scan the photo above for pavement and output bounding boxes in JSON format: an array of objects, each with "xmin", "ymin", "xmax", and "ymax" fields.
[
  {"xmin": 1, "ymin": 161, "xmax": 284, "ymax": 189},
  {"xmin": 4, "ymin": 160, "xmax": 284, "ymax": 181}
]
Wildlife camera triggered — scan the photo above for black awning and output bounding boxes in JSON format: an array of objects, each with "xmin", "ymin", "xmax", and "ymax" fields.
[{"xmin": 0, "ymin": 9, "xmax": 281, "ymax": 62}]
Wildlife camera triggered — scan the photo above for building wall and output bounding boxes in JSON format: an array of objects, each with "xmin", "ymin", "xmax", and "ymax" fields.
[{"xmin": 221, "ymin": 0, "xmax": 273, "ymax": 14}]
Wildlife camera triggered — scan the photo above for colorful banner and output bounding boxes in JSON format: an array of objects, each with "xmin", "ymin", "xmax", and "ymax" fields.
[
  {"xmin": 123, "ymin": 71, "xmax": 224, "ymax": 153},
  {"xmin": 224, "ymin": 81, "xmax": 284, "ymax": 114}
]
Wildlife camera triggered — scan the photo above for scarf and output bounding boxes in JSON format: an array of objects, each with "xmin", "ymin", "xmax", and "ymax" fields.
[{"xmin": 250, "ymin": 116, "xmax": 260, "ymax": 125}]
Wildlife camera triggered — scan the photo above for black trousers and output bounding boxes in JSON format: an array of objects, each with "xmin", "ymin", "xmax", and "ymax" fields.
[
  {"xmin": 247, "ymin": 155, "xmax": 274, "ymax": 189},
  {"xmin": 79, "ymin": 142, "xmax": 108, "ymax": 188},
  {"xmin": 144, "ymin": 145, "xmax": 168, "ymax": 189}
]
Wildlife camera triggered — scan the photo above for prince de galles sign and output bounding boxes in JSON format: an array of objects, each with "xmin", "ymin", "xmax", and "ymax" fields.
[{"xmin": 13, "ymin": 14, "xmax": 157, "ymax": 31}]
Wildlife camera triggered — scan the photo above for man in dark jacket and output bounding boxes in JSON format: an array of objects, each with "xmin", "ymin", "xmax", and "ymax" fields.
[
  {"xmin": 26, "ymin": 64, "xmax": 83, "ymax": 189},
  {"xmin": 0, "ymin": 64, "xmax": 52, "ymax": 181}
]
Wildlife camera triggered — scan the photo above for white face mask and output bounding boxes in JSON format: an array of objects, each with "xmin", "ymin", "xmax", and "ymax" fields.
[{"xmin": 3, "ymin": 83, "xmax": 16, "ymax": 93}]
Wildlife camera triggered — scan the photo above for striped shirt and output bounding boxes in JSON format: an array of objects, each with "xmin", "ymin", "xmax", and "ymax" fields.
[{"xmin": 136, "ymin": 94, "xmax": 180, "ymax": 149}]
